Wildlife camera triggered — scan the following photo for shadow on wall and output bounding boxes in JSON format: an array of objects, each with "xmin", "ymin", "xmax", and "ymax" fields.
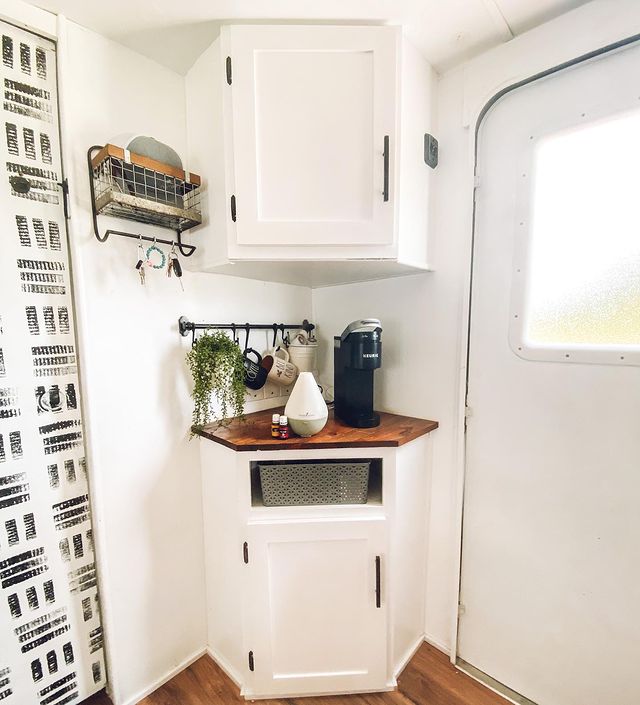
[
  {"xmin": 140, "ymin": 342, "xmax": 205, "ymax": 688},
  {"xmin": 118, "ymin": 19, "xmax": 387, "ymax": 75},
  {"xmin": 314, "ymin": 273, "xmax": 436, "ymax": 418}
]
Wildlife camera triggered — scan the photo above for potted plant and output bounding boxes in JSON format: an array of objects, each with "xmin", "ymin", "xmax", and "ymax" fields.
[{"xmin": 186, "ymin": 331, "xmax": 245, "ymax": 433}]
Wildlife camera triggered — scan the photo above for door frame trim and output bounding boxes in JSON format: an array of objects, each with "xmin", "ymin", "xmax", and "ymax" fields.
[
  {"xmin": 0, "ymin": 1, "xmax": 57, "ymax": 41},
  {"xmin": 451, "ymin": 30, "xmax": 640, "ymax": 670}
]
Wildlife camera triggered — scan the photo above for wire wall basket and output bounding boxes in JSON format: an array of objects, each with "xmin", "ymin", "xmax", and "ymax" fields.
[{"xmin": 90, "ymin": 144, "xmax": 202, "ymax": 232}]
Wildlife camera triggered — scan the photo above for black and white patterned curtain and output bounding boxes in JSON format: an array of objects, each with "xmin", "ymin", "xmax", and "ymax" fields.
[{"xmin": 0, "ymin": 21, "xmax": 106, "ymax": 704}]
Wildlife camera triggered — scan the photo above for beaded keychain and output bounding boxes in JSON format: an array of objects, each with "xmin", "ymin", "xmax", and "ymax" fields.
[
  {"xmin": 146, "ymin": 238, "xmax": 166, "ymax": 270},
  {"xmin": 134, "ymin": 237, "xmax": 183, "ymax": 289}
]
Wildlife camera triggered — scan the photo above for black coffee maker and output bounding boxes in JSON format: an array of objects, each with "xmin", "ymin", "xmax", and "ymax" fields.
[{"xmin": 334, "ymin": 319, "xmax": 382, "ymax": 428}]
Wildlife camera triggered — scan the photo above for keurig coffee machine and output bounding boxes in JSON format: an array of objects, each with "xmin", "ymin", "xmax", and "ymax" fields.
[{"xmin": 334, "ymin": 319, "xmax": 382, "ymax": 428}]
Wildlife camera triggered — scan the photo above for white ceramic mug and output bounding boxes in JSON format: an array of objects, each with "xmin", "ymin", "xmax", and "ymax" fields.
[{"xmin": 264, "ymin": 347, "xmax": 298, "ymax": 386}]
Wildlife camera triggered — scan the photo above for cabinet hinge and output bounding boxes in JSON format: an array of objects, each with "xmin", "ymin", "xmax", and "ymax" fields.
[
  {"xmin": 458, "ymin": 602, "xmax": 466, "ymax": 616},
  {"xmin": 58, "ymin": 178, "xmax": 70, "ymax": 219},
  {"xmin": 230, "ymin": 194, "xmax": 237, "ymax": 222},
  {"xmin": 472, "ymin": 175, "xmax": 480, "ymax": 204},
  {"xmin": 243, "ymin": 541, "xmax": 249, "ymax": 564},
  {"xmin": 226, "ymin": 56, "xmax": 232, "ymax": 85},
  {"xmin": 424, "ymin": 133, "xmax": 438, "ymax": 169},
  {"xmin": 248, "ymin": 650, "xmax": 255, "ymax": 672},
  {"xmin": 464, "ymin": 405, "xmax": 472, "ymax": 432}
]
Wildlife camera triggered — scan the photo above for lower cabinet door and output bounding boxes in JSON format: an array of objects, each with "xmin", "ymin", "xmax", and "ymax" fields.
[{"xmin": 242, "ymin": 517, "xmax": 388, "ymax": 697}]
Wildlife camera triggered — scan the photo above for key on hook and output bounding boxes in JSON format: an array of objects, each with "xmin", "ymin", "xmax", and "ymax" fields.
[{"xmin": 136, "ymin": 238, "xmax": 146, "ymax": 285}]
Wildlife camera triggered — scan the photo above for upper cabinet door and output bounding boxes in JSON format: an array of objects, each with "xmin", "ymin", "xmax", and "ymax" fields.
[{"xmin": 228, "ymin": 26, "xmax": 398, "ymax": 247}]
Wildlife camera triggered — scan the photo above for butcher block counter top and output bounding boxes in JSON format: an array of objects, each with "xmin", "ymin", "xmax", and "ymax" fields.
[{"xmin": 194, "ymin": 408, "xmax": 438, "ymax": 451}]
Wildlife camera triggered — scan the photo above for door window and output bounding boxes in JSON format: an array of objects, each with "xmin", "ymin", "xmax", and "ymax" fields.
[{"xmin": 510, "ymin": 108, "xmax": 640, "ymax": 364}]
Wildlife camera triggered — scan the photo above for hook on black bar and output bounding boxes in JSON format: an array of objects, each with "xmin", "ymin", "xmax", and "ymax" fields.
[
  {"xmin": 176, "ymin": 230, "xmax": 196, "ymax": 258},
  {"xmin": 279, "ymin": 323, "xmax": 290, "ymax": 347}
]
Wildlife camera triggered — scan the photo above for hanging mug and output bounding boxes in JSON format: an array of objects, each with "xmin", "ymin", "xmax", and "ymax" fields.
[
  {"xmin": 243, "ymin": 348, "xmax": 268, "ymax": 390},
  {"xmin": 263, "ymin": 347, "xmax": 298, "ymax": 387}
]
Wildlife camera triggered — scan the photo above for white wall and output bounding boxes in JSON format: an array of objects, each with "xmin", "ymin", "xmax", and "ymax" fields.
[
  {"xmin": 314, "ymin": 0, "xmax": 640, "ymax": 656},
  {"xmin": 56, "ymin": 18, "xmax": 313, "ymax": 705}
]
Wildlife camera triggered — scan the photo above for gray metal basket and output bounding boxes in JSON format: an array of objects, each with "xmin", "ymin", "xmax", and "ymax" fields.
[
  {"xmin": 91, "ymin": 146, "xmax": 202, "ymax": 231},
  {"xmin": 258, "ymin": 462, "xmax": 370, "ymax": 506}
]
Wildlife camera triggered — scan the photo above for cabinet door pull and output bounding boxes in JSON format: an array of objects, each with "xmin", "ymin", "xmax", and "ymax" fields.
[
  {"xmin": 243, "ymin": 541, "xmax": 249, "ymax": 564},
  {"xmin": 375, "ymin": 555, "xmax": 381, "ymax": 608},
  {"xmin": 226, "ymin": 56, "xmax": 232, "ymax": 85},
  {"xmin": 382, "ymin": 135, "xmax": 390, "ymax": 202}
]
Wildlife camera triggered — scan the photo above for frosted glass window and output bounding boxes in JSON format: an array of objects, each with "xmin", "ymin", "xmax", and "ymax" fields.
[{"xmin": 525, "ymin": 110, "xmax": 640, "ymax": 348}]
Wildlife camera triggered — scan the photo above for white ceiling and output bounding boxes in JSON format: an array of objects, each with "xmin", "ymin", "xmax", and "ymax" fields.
[{"xmin": 28, "ymin": 0, "xmax": 590, "ymax": 74}]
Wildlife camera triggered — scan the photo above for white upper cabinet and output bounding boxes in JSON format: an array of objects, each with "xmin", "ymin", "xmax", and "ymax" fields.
[
  {"xmin": 183, "ymin": 25, "xmax": 436, "ymax": 287},
  {"xmin": 230, "ymin": 26, "xmax": 396, "ymax": 248}
]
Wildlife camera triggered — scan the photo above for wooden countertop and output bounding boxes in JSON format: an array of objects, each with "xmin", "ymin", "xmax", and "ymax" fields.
[{"xmin": 195, "ymin": 407, "xmax": 438, "ymax": 451}]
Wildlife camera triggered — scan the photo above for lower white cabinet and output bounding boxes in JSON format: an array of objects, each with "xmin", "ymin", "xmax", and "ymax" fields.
[
  {"xmin": 243, "ymin": 518, "xmax": 388, "ymax": 696},
  {"xmin": 200, "ymin": 440, "xmax": 433, "ymax": 699}
]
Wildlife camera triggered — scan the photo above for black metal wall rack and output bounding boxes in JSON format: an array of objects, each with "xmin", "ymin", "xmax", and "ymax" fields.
[
  {"xmin": 87, "ymin": 145, "xmax": 199, "ymax": 257},
  {"xmin": 179, "ymin": 316, "xmax": 315, "ymax": 347}
]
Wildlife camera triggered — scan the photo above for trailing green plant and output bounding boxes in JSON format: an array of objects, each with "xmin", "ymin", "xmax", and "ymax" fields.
[{"xmin": 186, "ymin": 331, "xmax": 245, "ymax": 433}]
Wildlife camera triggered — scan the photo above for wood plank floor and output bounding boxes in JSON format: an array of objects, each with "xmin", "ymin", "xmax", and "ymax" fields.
[{"xmin": 84, "ymin": 642, "xmax": 510, "ymax": 705}]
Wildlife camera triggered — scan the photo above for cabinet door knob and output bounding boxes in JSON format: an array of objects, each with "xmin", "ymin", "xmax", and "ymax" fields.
[
  {"xmin": 375, "ymin": 555, "xmax": 381, "ymax": 608},
  {"xmin": 382, "ymin": 136, "xmax": 390, "ymax": 202}
]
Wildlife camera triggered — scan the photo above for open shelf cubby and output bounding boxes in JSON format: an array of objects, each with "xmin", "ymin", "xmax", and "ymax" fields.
[{"xmin": 250, "ymin": 459, "xmax": 383, "ymax": 508}]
